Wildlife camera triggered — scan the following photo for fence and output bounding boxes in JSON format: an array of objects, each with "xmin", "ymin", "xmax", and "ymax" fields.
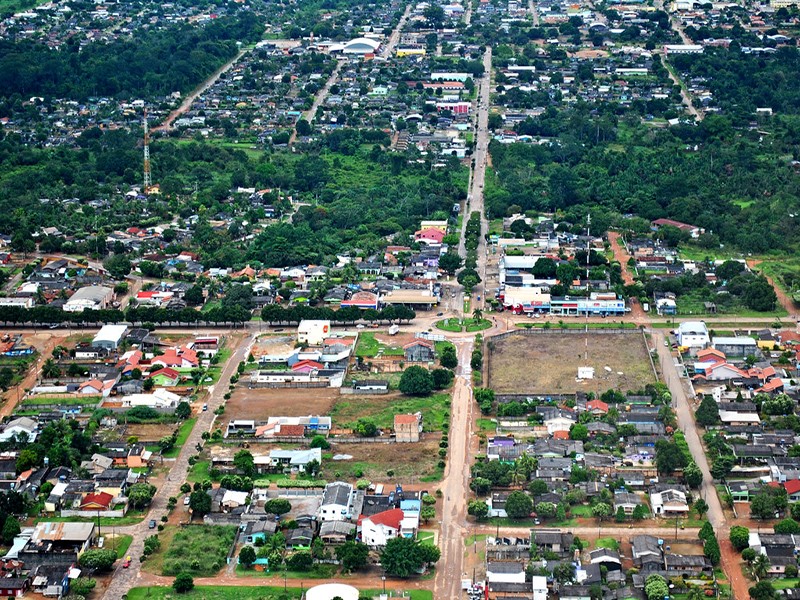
[{"xmin": 340, "ymin": 387, "xmax": 390, "ymax": 396}]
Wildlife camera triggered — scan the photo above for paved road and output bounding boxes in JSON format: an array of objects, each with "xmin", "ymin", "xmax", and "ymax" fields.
[
  {"xmin": 434, "ymin": 339, "xmax": 475, "ymax": 598},
  {"xmin": 101, "ymin": 333, "xmax": 254, "ymax": 600},
  {"xmin": 382, "ymin": 4, "xmax": 411, "ymax": 58},
  {"xmin": 289, "ymin": 60, "xmax": 343, "ymax": 145}
]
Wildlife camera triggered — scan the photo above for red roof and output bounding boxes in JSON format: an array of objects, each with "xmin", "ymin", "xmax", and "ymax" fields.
[
  {"xmin": 394, "ymin": 414, "xmax": 420, "ymax": 425},
  {"xmin": 81, "ymin": 491, "xmax": 114, "ymax": 509},
  {"xmin": 359, "ymin": 508, "xmax": 404, "ymax": 530},
  {"xmin": 758, "ymin": 378, "xmax": 784, "ymax": 393},
  {"xmin": 587, "ymin": 400, "xmax": 608, "ymax": 413},
  {"xmin": 292, "ymin": 360, "xmax": 324, "ymax": 371},
  {"xmin": 403, "ymin": 339, "xmax": 433, "ymax": 350},
  {"xmin": 553, "ymin": 430, "xmax": 570, "ymax": 440},
  {"xmin": 652, "ymin": 218, "xmax": 697, "ymax": 232},
  {"xmin": 148, "ymin": 367, "xmax": 180, "ymax": 380},
  {"xmin": 278, "ymin": 424, "xmax": 306, "ymax": 437},
  {"xmin": 785, "ymin": 480, "xmax": 800, "ymax": 495}
]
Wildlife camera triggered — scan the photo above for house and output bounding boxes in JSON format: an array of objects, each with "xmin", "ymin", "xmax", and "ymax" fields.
[
  {"xmin": 713, "ymin": 336, "xmax": 759, "ymax": 357},
  {"xmin": 0, "ymin": 417, "xmax": 38, "ymax": 443},
  {"xmin": 267, "ymin": 448, "xmax": 322, "ymax": 473},
  {"xmin": 92, "ymin": 324, "xmax": 129, "ymax": 351},
  {"xmin": 414, "ymin": 228, "xmax": 446, "ymax": 245},
  {"xmin": 63, "ymin": 286, "xmax": 113, "ymax": 312},
  {"xmin": 79, "ymin": 491, "xmax": 114, "ymax": 511},
  {"xmin": 650, "ymin": 488, "xmax": 689, "ymax": 516},
  {"xmin": 221, "ymin": 490, "xmax": 248, "ymax": 511},
  {"xmin": 651, "ymin": 218, "xmax": 703, "ymax": 238},
  {"xmin": 586, "ymin": 399, "xmax": 609, "ymax": 415},
  {"xmin": 531, "ymin": 529, "xmax": 573, "ymax": 555},
  {"xmin": 23, "ymin": 522, "xmax": 96, "ymax": 566},
  {"xmin": 614, "ymin": 491, "xmax": 644, "ymax": 516},
  {"xmin": 353, "ymin": 380, "xmax": 389, "ymax": 392},
  {"xmin": 297, "ymin": 320, "xmax": 331, "ymax": 346},
  {"xmin": 665, "ymin": 554, "xmax": 713, "ymax": 575},
  {"xmin": 318, "ymin": 481, "xmax": 357, "ymax": 522},
  {"xmin": 286, "ymin": 527, "xmax": 314, "ymax": 549},
  {"xmin": 784, "ymin": 480, "xmax": 800, "ymax": 502},
  {"xmin": 676, "ymin": 321, "xmax": 710, "ymax": 349},
  {"xmin": 151, "ymin": 346, "xmax": 198, "ymax": 369},
  {"xmin": 403, "ymin": 340, "xmax": 435, "ymax": 362},
  {"xmin": 147, "ymin": 368, "xmax": 181, "ymax": 387},
  {"xmin": 394, "ymin": 413, "xmax": 422, "ymax": 442},
  {"xmin": 242, "ymin": 520, "xmax": 277, "ymax": 544},
  {"xmin": 319, "ymin": 520, "xmax": 355, "ymax": 545},
  {"xmin": 589, "ymin": 548, "xmax": 622, "ymax": 570},
  {"xmin": 632, "ymin": 535, "xmax": 663, "ymax": 571},
  {"xmin": 486, "ymin": 561, "xmax": 526, "ymax": 584},
  {"xmin": 359, "ymin": 508, "xmax": 409, "ymax": 547}
]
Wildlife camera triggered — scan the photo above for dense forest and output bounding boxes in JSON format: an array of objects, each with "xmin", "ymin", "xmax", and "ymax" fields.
[
  {"xmin": 672, "ymin": 47, "xmax": 800, "ymax": 123},
  {"xmin": 0, "ymin": 125, "xmax": 466, "ymax": 267},
  {"xmin": 0, "ymin": 12, "xmax": 264, "ymax": 106},
  {"xmin": 487, "ymin": 104, "xmax": 800, "ymax": 253}
]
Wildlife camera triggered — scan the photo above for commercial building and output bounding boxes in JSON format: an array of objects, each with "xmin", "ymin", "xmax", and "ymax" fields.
[
  {"xmin": 63, "ymin": 286, "xmax": 113, "ymax": 312},
  {"xmin": 91, "ymin": 324, "xmax": 129, "ymax": 351}
]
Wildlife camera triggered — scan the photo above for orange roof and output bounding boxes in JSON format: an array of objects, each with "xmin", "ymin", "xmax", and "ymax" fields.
[
  {"xmin": 278, "ymin": 424, "xmax": 306, "ymax": 437},
  {"xmin": 587, "ymin": 399, "xmax": 608, "ymax": 412},
  {"xmin": 81, "ymin": 491, "xmax": 113, "ymax": 509},
  {"xmin": 697, "ymin": 348, "xmax": 726, "ymax": 361},
  {"xmin": 553, "ymin": 430, "xmax": 570, "ymax": 440},
  {"xmin": 394, "ymin": 414, "xmax": 420, "ymax": 425}
]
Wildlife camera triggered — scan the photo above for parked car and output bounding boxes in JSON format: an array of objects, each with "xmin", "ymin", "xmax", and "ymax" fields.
[
  {"xmin": 184, "ymin": 496, "xmax": 190, "ymax": 506},
  {"xmin": 149, "ymin": 520, "xmax": 156, "ymax": 529}
]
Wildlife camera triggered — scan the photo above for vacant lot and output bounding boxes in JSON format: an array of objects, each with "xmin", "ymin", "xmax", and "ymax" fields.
[
  {"xmin": 331, "ymin": 393, "xmax": 450, "ymax": 432},
  {"xmin": 226, "ymin": 387, "xmax": 339, "ymax": 421},
  {"xmin": 321, "ymin": 438, "xmax": 442, "ymax": 483},
  {"xmin": 119, "ymin": 423, "xmax": 179, "ymax": 443},
  {"xmin": 488, "ymin": 331, "xmax": 655, "ymax": 394},
  {"xmin": 146, "ymin": 525, "xmax": 236, "ymax": 577}
]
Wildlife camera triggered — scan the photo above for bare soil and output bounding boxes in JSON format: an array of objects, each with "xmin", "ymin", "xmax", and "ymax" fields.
[
  {"xmin": 321, "ymin": 438, "xmax": 442, "ymax": 484},
  {"xmin": 225, "ymin": 387, "xmax": 339, "ymax": 421},
  {"xmin": 488, "ymin": 331, "xmax": 656, "ymax": 394},
  {"xmin": 124, "ymin": 423, "xmax": 180, "ymax": 442}
]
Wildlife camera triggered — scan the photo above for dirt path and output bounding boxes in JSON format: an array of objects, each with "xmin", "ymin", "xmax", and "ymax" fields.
[
  {"xmin": 608, "ymin": 231, "xmax": 646, "ymax": 322},
  {"xmin": 152, "ymin": 48, "xmax": 249, "ymax": 132},
  {"xmin": 748, "ymin": 258, "xmax": 797, "ymax": 317},
  {"xmin": 720, "ymin": 537, "xmax": 750, "ymax": 600},
  {"xmin": 1, "ymin": 333, "xmax": 62, "ymax": 418}
]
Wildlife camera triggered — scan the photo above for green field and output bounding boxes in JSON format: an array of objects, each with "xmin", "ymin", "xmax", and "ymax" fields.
[
  {"xmin": 436, "ymin": 318, "xmax": 491, "ymax": 332},
  {"xmin": 355, "ymin": 332, "xmax": 404, "ymax": 358},
  {"xmin": 128, "ymin": 587, "xmax": 432, "ymax": 600},
  {"xmin": 154, "ymin": 525, "xmax": 237, "ymax": 577},
  {"xmin": 187, "ymin": 459, "xmax": 212, "ymax": 483},
  {"xmin": 331, "ymin": 392, "xmax": 450, "ymax": 431}
]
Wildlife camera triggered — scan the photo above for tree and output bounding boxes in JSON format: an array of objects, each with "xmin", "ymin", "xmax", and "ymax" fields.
[
  {"xmin": 569, "ymin": 423, "xmax": 588, "ymax": 441},
  {"xmin": 78, "ymin": 549, "xmax": 117, "ymax": 572},
  {"xmin": 399, "ymin": 366, "xmax": 434, "ymax": 396},
  {"xmin": 703, "ymin": 535, "xmax": 720, "ymax": 565},
  {"xmin": 431, "ymin": 368, "xmax": 454, "ymax": 389},
  {"xmin": 467, "ymin": 500, "xmax": 489, "ymax": 520},
  {"xmin": 381, "ymin": 536, "xmax": 439, "ymax": 577},
  {"xmin": 645, "ymin": 574, "xmax": 669, "ymax": 600},
  {"xmin": 70, "ymin": 578, "xmax": 97, "ymax": 596},
  {"xmin": 695, "ymin": 396, "xmax": 720, "ymax": 426},
  {"xmin": 632, "ymin": 504, "xmax": 648, "ymax": 520},
  {"xmin": 184, "ymin": 285, "xmax": 205, "ymax": 306},
  {"xmin": 440, "ymin": 344, "xmax": 458, "ymax": 369},
  {"xmin": 173, "ymin": 573, "xmax": 194, "ymax": 594},
  {"xmin": 295, "ymin": 119, "xmax": 312, "ymax": 136},
  {"xmin": 438, "ymin": 253, "xmax": 462, "ymax": 275},
  {"xmin": 505, "ymin": 491, "xmax": 534, "ymax": 519},
  {"xmin": 128, "ymin": 483, "xmax": 156, "ymax": 510},
  {"xmin": 104, "ymin": 254, "xmax": 132, "ymax": 279},
  {"xmin": 749, "ymin": 580, "xmax": 777, "ymax": 600},
  {"xmin": 420, "ymin": 506, "xmax": 436, "ymax": 524},
  {"xmin": 529, "ymin": 480, "xmax": 549, "ymax": 497},
  {"xmin": 535, "ymin": 502, "xmax": 557, "ymax": 519},
  {"xmin": 175, "ymin": 401, "xmax": 191, "ymax": 420},
  {"xmin": 336, "ymin": 541, "xmax": 369, "ymax": 573},
  {"xmin": 684, "ymin": 461, "xmax": 703, "ymax": 488},
  {"xmin": 655, "ymin": 440, "xmax": 688, "ymax": 474},
  {"xmin": 553, "ymin": 562, "xmax": 575, "ymax": 583},
  {"xmin": 234, "ymin": 449, "xmax": 256, "ymax": 477},
  {"xmin": 265, "ymin": 498, "xmax": 292, "ymax": 515},
  {"xmin": 592, "ymin": 502, "xmax": 611, "ymax": 520},
  {"xmin": 354, "ymin": 419, "xmax": 378, "ymax": 437},
  {"xmin": 753, "ymin": 554, "xmax": 771, "ymax": 580},
  {"xmin": 239, "ymin": 545, "xmax": 256, "ymax": 568},
  {"xmin": 615, "ymin": 506, "xmax": 626, "ymax": 523},
  {"xmin": 41, "ymin": 358, "xmax": 61, "ymax": 379},
  {"xmin": 1, "ymin": 517, "xmax": 19, "ymax": 545},
  {"xmin": 693, "ymin": 498, "xmax": 709, "ymax": 519},
  {"xmin": 286, "ymin": 551, "xmax": 313, "ymax": 571},
  {"xmin": 189, "ymin": 490, "xmax": 211, "ymax": 516},
  {"xmin": 774, "ymin": 518, "xmax": 800, "ymax": 534},
  {"xmin": 742, "ymin": 548, "xmax": 757, "ymax": 563},
  {"xmin": 699, "ymin": 521, "xmax": 714, "ymax": 542},
  {"xmin": 309, "ymin": 435, "xmax": 330, "ymax": 449},
  {"xmin": 730, "ymin": 525, "xmax": 750, "ymax": 551}
]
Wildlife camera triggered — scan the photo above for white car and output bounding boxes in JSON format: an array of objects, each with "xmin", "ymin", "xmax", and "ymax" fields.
[{"xmin": 184, "ymin": 496, "xmax": 190, "ymax": 506}]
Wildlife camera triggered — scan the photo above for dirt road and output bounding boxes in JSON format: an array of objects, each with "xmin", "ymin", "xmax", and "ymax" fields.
[
  {"xmin": 748, "ymin": 259, "xmax": 797, "ymax": 317},
  {"xmin": 434, "ymin": 339, "xmax": 476, "ymax": 597},
  {"xmin": 1, "ymin": 333, "xmax": 62, "ymax": 418}
]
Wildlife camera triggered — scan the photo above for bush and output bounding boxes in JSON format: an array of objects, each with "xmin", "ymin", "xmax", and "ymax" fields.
[
  {"xmin": 399, "ymin": 366, "xmax": 434, "ymax": 396},
  {"xmin": 173, "ymin": 573, "xmax": 194, "ymax": 594}
]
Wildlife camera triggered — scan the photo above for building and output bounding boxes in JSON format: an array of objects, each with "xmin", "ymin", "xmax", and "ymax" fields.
[
  {"xmin": 394, "ymin": 413, "xmax": 422, "ymax": 442},
  {"xmin": 340, "ymin": 37, "xmax": 381, "ymax": 55},
  {"xmin": 91, "ymin": 324, "xmax": 129, "ymax": 351},
  {"xmin": 403, "ymin": 340, "xmax": 435, "ymax": 362},
  {"xmin": 268, "ymin": 448, "xmax": 322, "ymax": 473},
  {"xmin": 317, "ymin": 481, "xmax": 358, "ymax": 522},
  {"xmin": 358, "ymin": 508, "xmax": 413, "ymax": 547},
  {"xmin": 297, "ymin": 320, "xmax": 331, "ymax": 346},
  {"xmin": 663, "ymin": 44, "xmax": 705, "ymax": 55},
  {"xmin": 712, "ymin": 336, "xmax": 758, "ymax": 357},
  {"xmin": 650, "ymin": 488, "xmax": 689, "ymax": 516},
  {"xmin": 63, "ymin": 286, "xmax": 113, "ymax": 312},
  {"xmin": 305, "ymin": 583, "xmax": 359, "ymax": 600},
  {"xmin": 676, "ymin": 321, "xmax": 710, "ymax": 349}
]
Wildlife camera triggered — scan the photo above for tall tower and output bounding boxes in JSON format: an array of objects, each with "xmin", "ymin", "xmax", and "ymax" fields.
[{"xmin": 143, "ymin": 109, "xmax": 152, "ymax": 192}]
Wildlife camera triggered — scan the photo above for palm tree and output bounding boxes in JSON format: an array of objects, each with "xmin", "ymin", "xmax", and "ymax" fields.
[
  {"xmin": 472, "ymin": 308, "xmax": 483, "ymax": 322},
  {"xmin": 41, "ymin": 359, "xmax": 61, "ymax": 379},
  {"xmin": 752, "ymin": 553, "xmax": 770, "ymax": 580}
]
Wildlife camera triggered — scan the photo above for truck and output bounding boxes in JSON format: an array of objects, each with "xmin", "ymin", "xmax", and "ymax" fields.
[{"xmin": 388, "ymin": 324, "xmax": 400, "ymax": 336}]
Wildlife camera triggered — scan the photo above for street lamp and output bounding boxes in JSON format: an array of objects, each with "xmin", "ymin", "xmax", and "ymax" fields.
[{"xmin": 382, "ymin": 575, "xmax": 386, "ymax": 594}]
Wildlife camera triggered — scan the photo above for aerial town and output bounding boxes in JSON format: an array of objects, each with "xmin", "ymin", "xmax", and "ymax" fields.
[{"xmin": 1, "ymin": 0, "xmax": 800, "ymax": 598}]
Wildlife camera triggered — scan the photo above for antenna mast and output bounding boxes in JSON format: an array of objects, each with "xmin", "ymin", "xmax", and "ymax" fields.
[{"xmin": 143, "ymin": 109, "xmax": 152, "ymax": 192}]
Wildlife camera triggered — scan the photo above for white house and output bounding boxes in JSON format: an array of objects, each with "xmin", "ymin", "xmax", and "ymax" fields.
[
  {"xmin": 119, "ymin": 388, "xmax": 181, "ymax": 410},
  {"xmin": 317, "ymin": 482, "xmax": 356, "ymax": 522},
  {"xmin": 358, "ymin": 508, "xmax": 406, "ymax": 547},
  {"xmin": 0, "ymin": 417, "xmax": 37, "ymax": 443},
  {"xmin": 268, "ymin": 448, "xmax": 322, "ymax": 472},
  {"xmin": 487, "ymin": 561, "xmax": 526, "ymax": 584},
  {"xmin": 532, "ymin": 576, "xmax": 548, "ymax": 600},
  {"xmin": 297, "ymin": 320, "xmax": 331, "ymax": 346},
  {"xmin": 650, "ymin": 488, "xmax": 689, "ymax": 516},
  {"xmin": 676, "ymin": 321, "xmax": 710, "ymax": 349}
]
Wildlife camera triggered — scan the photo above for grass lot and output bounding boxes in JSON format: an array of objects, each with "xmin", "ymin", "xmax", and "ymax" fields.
[
  {"xmin": 235, "ymin": 564, "xmax": 336, "ymax": 579},
  {"xmin": 477, "ymin": 418, "xmax": 496, "ymax": 432},
  {"xmin": 595, "ymin": 537, "xmax": 620, "ymax": 550},
  {"xmin": 331, "ymin": 393, "xmax": 450, "ymax": 431},
  {"xmin": 21, "ymin": 396, "xmax": 100, "ymax": 407},
  {"xmin": 771, "ymin": 578, "xmax": 800, "ymax": 590},
  {"xmin": 436, "ymin": 318, "xmax": 491, "ymax": 332},
  {"xmin": 569, "ymin": 504, "xmax": 594, "ymax": 517},
  {"xmin": 161, "ymin": 418, "xmax": 197, "ymax": 458},
  {"xmin": 35, "ymin": 514, "xmax": 145, "ymax": 526},
  {"xmin": 488, "ymin": 330, "xmax": 655, "ymax": 394},
  {"xmin": 187, "ymin": 459, "xmax": 212, "ymax": 483},
  {"xmin": 674, "ymin": 289, "xmax": 787, "ymax": 318},
  {"xmin": 147, "ymin": 525, "xmax": 237, "ymax": 577},
  {"xmin": 108, "ymin": 534, "xmax": 133, "ymax": 558},
  {"xmin": 355, "ymin": 332, "xmax": 404, "ymax": 358},
  {"xmin": 418, "ymin": 530, "xmax": 436, "ymax": 546}
]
